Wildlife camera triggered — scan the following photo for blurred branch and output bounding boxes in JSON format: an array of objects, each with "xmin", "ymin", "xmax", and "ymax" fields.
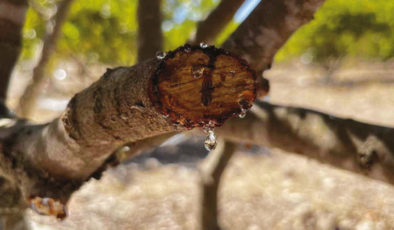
[
  {"xmin": 0, "ymin": 0, "xmax": 29, "ymax": 100},
  {"xmin": 193, "ymin": 0, "xmax": 245, "ymax": 45},
  {"xmin": 199, "ymin": 139, "xmax": 237, "ymax": 230},
  {"xmin": 137, "ymin": 0, "xmax": 162, "ymax": 62},
  {"xmin": 217, "ymin": 101, "xmax": 394, "ymax": 186},
  {"xmin": 18, "ymin": 0, "xmax": 75, "ymax": 119}
]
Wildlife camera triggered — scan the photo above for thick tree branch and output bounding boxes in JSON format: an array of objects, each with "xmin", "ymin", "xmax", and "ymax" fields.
[
  {"xmin": 0, "ymin": 0, "xmax": 29, "ymax": 99},
  {"xmin": 19, "ymin": 0, "xmax": 75, "ymax": 119},
  {"xmin": 137, "ymin": 0, "xmax": 162, "ymax": 62},
  {"xmin": 0, "ymin": 45, "xmax": 257, "ymax": 213},
  {"xmin": 217, "ymin": 101, "xmax": 394, "ymax": 185},
  {"xmin": 193, "ymin": 0, "xmax": 245, "ymax": 45},
  {"xmin": 222, "ymin": 0, "xmax": 325, "ymax": 74}
]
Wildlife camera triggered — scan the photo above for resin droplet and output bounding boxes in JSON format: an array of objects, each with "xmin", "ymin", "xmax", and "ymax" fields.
[
  {"xmin": 191, "ymin": 65, "xmax": 205, "ymax": 78},
  {"xmin": 238, "ymin": 98, "xmax": 251, "ymax": 119},
  {"xmin": 184, "ymin": 43, "xmax": 192, "ymax": 53},
  {"xmin": 204, "ymin": 131, "xmax": 217, "ymax": 151},
  {"xmin": 162, "ymin": 114, "xmax": 169, "ymax": 118},
  {"xmin": 230, "ymin": 70, "xmax": 236, "ymax": 74},
  {"xmin": 156, "ymin": 51, "xmax": 166, "ymax": 60},
  {"xmin": 200, "ymin": 42, "xmax": 208, "ymax": 49}
]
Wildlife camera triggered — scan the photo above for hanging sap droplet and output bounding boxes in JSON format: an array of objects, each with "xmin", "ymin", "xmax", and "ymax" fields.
[
  {"xmin": 200, "ymin": 42, "xmax": 208, "ymax": 49},
  {"xmin": 204, "ymin": 131, "xmax": 217, "ymax": 151},
  {"xmin": 156, "ymin": 51, "xmax": 166, "ymax": 60},
  {"xmin": 203, "ymin": 126, "xmax": 214, "ymax": 133},
  {"xmin": 162, "ymin": 114, "xmax": 169, "ymax": 118},
  {"xmin": 238, "ymin": 98, "xmax": 251, "ymax": 119},
  {"xmin": 184, "ymin": 43, "xmax": 192, "ymax": 53},
  {"xmin": 191, "ymin": 65, "xmax": 205, "ymax": 78}
]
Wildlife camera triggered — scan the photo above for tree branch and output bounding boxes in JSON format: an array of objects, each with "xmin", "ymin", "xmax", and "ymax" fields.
[
  {"xmin": 199, "ymin": 139, "xmax": 237, "ymax": 230},
  {"xmin": 137, "ymin": 0, "xmax": 162, "ymax": 62},
  {"xmin": 19, "ymin": 0, "xmax": 75, "ymax": 119},
  {"xmin": 0, "ymin": 45, "xmax": 258, "ymax": 214},
  {"xmin": 193, "ymin": 0, "xmax": 245, "ymax": 45},
  {"xmin": 222, "ymin": 0, "xmax": 326, "ymax": 74},
  {"xmin": 0, "ymin": 0, "xmax": 29, "ymax": 99},
  {"xmin": 217, "ymin": 101, "xmax": 394, "ymax": 185}
]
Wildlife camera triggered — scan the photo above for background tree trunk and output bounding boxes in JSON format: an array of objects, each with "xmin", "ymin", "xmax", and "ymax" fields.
[
  {"xmin": 0, "ymin": 0, "xmax": 29, "ymax": 100},
  {"xmin": 137, "ymin": 0, "xmax": 163, "ymax": 62},
  {"xmin": 193, "ymin": 0, "xmax": 245, "ymax": 45}
]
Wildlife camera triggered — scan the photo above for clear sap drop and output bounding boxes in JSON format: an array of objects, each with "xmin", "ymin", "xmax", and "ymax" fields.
[
  {"xmin": 204, "ymin": 131, "xmax": 217, "ymax": 151},
  {"xmin": 156, "ymin": 51, "xmax": 166, "ymax": 60},
  {"xmin": 184, "ymin": 43, "xmax": 192, "ymax": 53},
  {"xmin": 162, "ymin": 114, "xmax": 169, "ymax": 118},
  {"xmin": 238, "ymin": 98, "xmax": 250, "ymax": 119},
  {"xmin": 200, "ymin": 42, "xmax": 208, "ymax": 48},
  {"xmin": 191, "ymin": 65, "xmax": 204, "ymax": 78}
]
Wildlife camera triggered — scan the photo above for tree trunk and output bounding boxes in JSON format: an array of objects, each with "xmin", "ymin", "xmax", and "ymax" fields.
[
  {"xmin": 137, "ymin": 0, "xmax": 162, "ymax": 62},
  {"xmin": 0, "ymin": 0, "xmax": 28, "ymax": 99},
  {"xmin": 193, "ymin": 0, "xmax": 245, "ymax": 45}
]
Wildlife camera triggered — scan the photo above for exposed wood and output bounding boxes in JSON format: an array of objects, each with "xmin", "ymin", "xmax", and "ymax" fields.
[
  {"xmin": 0, "ymin": 0, "xmax": 28, "ymax": 99},
  {"xmin": 217, "ymin": 101, "xmax": 394, "ymax": 186},
  {"xmin": 19, "ymin": 0, "xmax": 75, "ymax": 119},
  {"xmin": 0, "ymin": 45, "xmax": 258, "ymax": 214},
  {"xmin": 137, "ymin": 0, "xmax": 162, "ymax": 62},
  {"xmin": 193, "ymin": 0, "xmax": 245, "ymax": 45}
]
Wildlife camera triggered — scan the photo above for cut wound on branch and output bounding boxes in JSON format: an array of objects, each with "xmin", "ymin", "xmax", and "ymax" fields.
[{"xmin": 150, "ymin": 44, "xmax": 259, "ymax": 129}]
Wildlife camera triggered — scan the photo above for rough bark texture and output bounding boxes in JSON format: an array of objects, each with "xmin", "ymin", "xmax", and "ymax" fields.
[
  {"xmin": 137, "ymin": 0, "xmax": 162, "ymax": 62},
  {"xmin": 19, "ymin": 0, "xmax": 75, "ymax": 118},
  {"xmin": 199, "ymin": 140, "xmax": 237, "ymax": 230},
  {"xmin": 222, "ymin": 0, "xmax": 325, "ymax": 74},
  {"xmin": 0, "ymin": 0, "xmax": 28, "ymax": 99},
  {"xmin": 217, "ymin": 101, "xmax": 394, "ymax": 186},
  {"xmin": 0, "ymin": 45, "xmax": 257, "ymax": 213},
  {"xmin": 193, "ymin": 0, "xmax": 245, "ymax": 45}
]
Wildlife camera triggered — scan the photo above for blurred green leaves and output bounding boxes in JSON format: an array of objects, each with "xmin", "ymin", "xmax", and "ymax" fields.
[
  {"xmin": 22, "ymin": 0, "xmax": 219, "ymax": 66},
  {"xmin": 276, "ymin": 0, "xmax": 394, "ymax": 63},
  {"xmin": 22, "ymin": 0, "xmax": 394, "ymax": 67}
]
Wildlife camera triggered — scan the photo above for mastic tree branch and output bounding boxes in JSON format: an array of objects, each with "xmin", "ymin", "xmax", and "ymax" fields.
[
  {"xmin": 222, "ymin": 0, "xmax": 326, "ymax": 75},
  {"xmin": 0, "ymin": 45, "xmax": 258, "ymax": 216},
  {"xmin": 193, "ymin": 0, "xmax": 245, "ymax": 45},
  {"xmin": 218, "ymin": 101, "xmax": 394, "ymax": 185},
  {"xmin": 19, "ymin": 0, "xmax": 75, "ymax": 119},
  {"xmin": 0, "ymin": 0, "xmax": 29, "ymax": 100}
]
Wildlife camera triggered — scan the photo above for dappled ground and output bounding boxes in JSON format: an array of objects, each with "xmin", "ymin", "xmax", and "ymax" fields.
[{"xmin": 9, "ymin": 60, "xmax": 394, "ymax": 229}]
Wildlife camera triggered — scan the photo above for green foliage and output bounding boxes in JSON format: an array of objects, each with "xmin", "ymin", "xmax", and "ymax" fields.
[
  {"xmin": 22, "ymin": 0, "xmax": 219, "ymax": 66},
  {"xmin": 276, "ymin": 0, "xmax": 394, "ymax": 63}
]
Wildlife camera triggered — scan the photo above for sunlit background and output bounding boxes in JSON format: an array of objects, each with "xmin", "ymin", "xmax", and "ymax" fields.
[{"xmin": 6, "ymin": 0, "xmax": 394, "ymax": 229}]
